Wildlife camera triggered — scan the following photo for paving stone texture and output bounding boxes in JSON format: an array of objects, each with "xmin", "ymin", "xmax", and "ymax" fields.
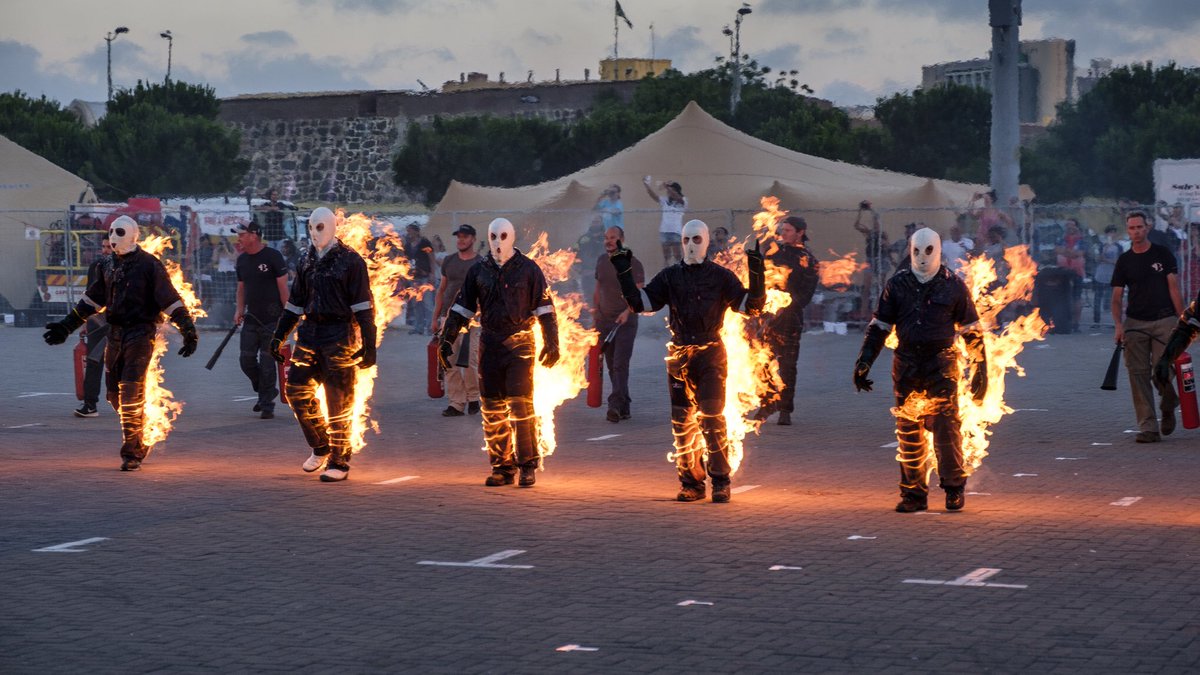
[{"xmin": 1, "ymin": 323, "xmax": 1197, "ymax": 673}]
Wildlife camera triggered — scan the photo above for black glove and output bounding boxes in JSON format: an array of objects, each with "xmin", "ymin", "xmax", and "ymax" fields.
[
  {"xmin": 853, "ymin": 323, "xmax": 888, "ymax": 393},
  {"xmin": 43, "ymin": 308, "xmax": 86, "ymax": 345},
  {"xmin": 271, "ymin": 311, "xmax": 300, "ymax": 364},
  {"xmin": 353, "ymin": 309, "xmax": 377, "ymax": 369},
  {"xmin": 853, "ymin": 361, "xmax": 873, "ymax": 393},
  {"xmin": 438, "ymin": 310, "xmax": 469, "ymax": 370},
  {"xmin": 538, "ymin": 311, "xmax": 560, "ymax": 368},
  {"xmin": 963, "ymin": 330, "xmax": 988, "ymax": 402},
  {"xmin": 1154, "ymin": 325, "xmax": 1192, "ymax": 389},
  {"xmin": 169, "ymin": 307, "xmax": 198, "ymax": 358},
  {"xmin": 610, "ymin": 243, "xmax": 644, "ymax": 313},
  {"xmin": 746, "ymin": 238, "xmax": 766, "ymax": 299}
]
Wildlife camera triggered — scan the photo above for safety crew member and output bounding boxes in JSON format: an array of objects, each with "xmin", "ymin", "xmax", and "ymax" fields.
[
  {"xmin": 43, "ymin": 215, "xmax": 199, "ymax": 471},
  {"xmin": 75, "ymin": 237, "xmax": 113, "ymax": 418},
  {"xmin": 234, "ymin": 220, "xmax": 289, "ymax": 419},
  {"xmin": 270, "ymin": 207, "xmax": 375, "ymax": 483},
  {"xmin": 755, "ymin": 215, "xmax": 819, "ymax": 426},
  {"xmin": 853, "ymin": 227, "xmax": 988, "ymax": 513},
  {"xmin": 611, "ymin": 219, "xmax": 766, "ymax": 503},
  {"xmin": 438, "ymin": 217, "xmax": 560, "ymax": 488},
  {"xmin": 594, "ymin": 225, "xmax": 644, "ymax": 423}
]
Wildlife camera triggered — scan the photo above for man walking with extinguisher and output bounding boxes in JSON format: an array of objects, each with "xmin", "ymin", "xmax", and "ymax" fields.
[
  {"xmin": 594, "ymin": 225, "xmax": 644, "ymax": 423},
  {"xmin": 1111, "ymin": 211, "xmax": 1183, "ymax": 443},
  {"xmin": 431, "ymin": 224, "xmax": 481, "ymax": 417},
  {"xmin": 1153, "ymin": 285, "xmax": 1200, "ymax": 430}
]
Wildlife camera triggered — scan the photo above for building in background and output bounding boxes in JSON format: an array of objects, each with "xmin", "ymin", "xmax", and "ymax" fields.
[
  {"xmin": 922, "ymin": 38, "xmax": 1083, "ymax": 126},
  {"xmin": 599, "ymin": 57, "xmax": 672, "ymax": 81}
]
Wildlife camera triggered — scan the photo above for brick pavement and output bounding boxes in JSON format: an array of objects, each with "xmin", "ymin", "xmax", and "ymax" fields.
[{"xmin": 1, "ymin": 323, "xmax": 1197, "ymax": 673}]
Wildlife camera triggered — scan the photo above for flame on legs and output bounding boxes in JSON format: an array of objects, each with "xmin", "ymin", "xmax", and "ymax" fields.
[
  {"xmin": 888, "ymin": 246, "xmax": 1049, "ymax": 478},
  {"xmin": 525, "ymin": 234, "xmax": 598, "ymax": 463},
  {"xmin": 310, "ymin": 211, "xmax": 423, "ymax": 454},
  {"xmin": 138, "ymin": 235, "xmax": 206, "ymax": 450}
]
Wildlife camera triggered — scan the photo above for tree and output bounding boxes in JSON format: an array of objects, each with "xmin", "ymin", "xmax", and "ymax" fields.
[
  {"xmin": 86, "ymin": 80, "xmax": 248, "ymax": 198},
  {"xmin": 861, "ymin": 83, "xmax": 992, "ymax": 182},
  {"xmin": 0, "ymin": 91, "xmax": 91, "ymax": 174},
  {"xmin": 1022, "ymin": 63, "xmax": 1200, "ymax": 202}
]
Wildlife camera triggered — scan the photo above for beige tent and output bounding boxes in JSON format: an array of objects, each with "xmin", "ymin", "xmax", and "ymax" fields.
[
  {"xmin": 431, "ymin": 101, "xmax": 1031, "ymax": 274},
  {"xmin": 0, "ymin": 135, "xmax": 95, "ymax": 311}
]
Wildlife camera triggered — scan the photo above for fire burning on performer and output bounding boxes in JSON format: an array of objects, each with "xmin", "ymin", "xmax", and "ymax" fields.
[
  {"xmin": 42, "ymin": 216, "xmax": 199, "ymax": 471},
  {"xmin": 855, "ymin": 229, "xmax": 1048, "ymax": 512},
  {"xmin": 611, "ymin": 218, "xmax": 767, "ymax": 503},
  {"xmin": 438, "ymin": 219, "xmax": 568, "ymax": 488}
]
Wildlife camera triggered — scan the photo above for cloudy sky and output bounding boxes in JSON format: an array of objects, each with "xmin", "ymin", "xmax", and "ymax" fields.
[{"xmin": 2, "ymin": 0, "xmax": 1198, "ymax": 108}]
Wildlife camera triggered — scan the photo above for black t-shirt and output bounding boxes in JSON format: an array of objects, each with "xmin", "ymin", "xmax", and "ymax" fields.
[
  {"xmin": 405, "ymin": 236, "xmax": 434, "ymax": 279},
  {"xmin": 1111, "ymin": 243, "xmax": 1178, "ymax": 321},
  {"xmin": 236, "ymin": 247, "xmax": 289, "ymax": 320}
]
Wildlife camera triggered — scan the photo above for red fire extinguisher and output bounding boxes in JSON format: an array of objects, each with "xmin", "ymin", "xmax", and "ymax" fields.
[
  {"xmin": 1176, "ymin": 352, "xmax": 1198, "ymax": 429},
  {"xmin": 277, "ymin": 343, "xmax": 292, "ymax": 404},
  {"xmin": 73, "ymin": 336, "xmax": 87, "ymax": 401},
  {"xmin": 586, "ymin": 341, "xmax": 603, "ymax": 408},
  {"xmin": 428, "ymin": 338, "xmax": 445, "ymax": 399}
]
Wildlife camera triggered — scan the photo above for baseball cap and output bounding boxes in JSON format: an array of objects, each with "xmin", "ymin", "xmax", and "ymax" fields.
[
  {"xmin": 783, "ymin": 216, "xmax": 807, "ymax": 230},
  {"xmin": 235, "ymin": 221, "xmax": 262, "ymax": 235},
  {"xmin": 452, "ymin": 224, "xmax": 477, "ymax": 236}
]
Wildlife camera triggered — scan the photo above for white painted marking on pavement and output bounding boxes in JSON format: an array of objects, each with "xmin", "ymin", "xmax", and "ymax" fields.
[
  {"xmin": 1055, "ymin": 457, "xmax": 1087, "ymax": 461},
  {"xmin": 1090, "ymin": 442, "xmax": 1113, "ymax": 446},
  {"xmin": 847, "ymin": 535, "xmax": 877, "ymax": 540},
  {"xmin": 4, "ymin": 423, "xmax": 45, "ymax": 429},
  {"xmin": 1123, "ymin": 429, "xmax": 1137, "ymax": 434},
  {"xmin": 1012, "ymin": 408, "xmax": 1049, "ymax": 412},
  {"xmin": 903, "ymin": 567, "xmax": 1028, "ymax": 589},
  {"xmin": 34, "ymin": 537, "xmax": 109, "ymax": 553},
  {"xmin": 1110, "ymin": 496, "xmax": 1142, "ymax": 507},
  {"xmin": 556, "ymin": 645, "xmax": 599, "ymax": 652},
  {"xmin": 769, "ymin": 565, "xmax": 803, "ymax": 571},
  {"xmin": 586, "ymin": 434, "xmax": 621, "ymax": 441},
  {"xmin": 232, "ymin": 395, "xmax": 258, "ymax": 402},
  {"xmin": 1012, "ymin": 473, "xmax": 1039, "ymax": 477},
  {"xmin": 376, "ymin": 475, "xmax": 419, "ymax": 485},
  {"xmin": 731, "ymin": 484, "xmax": 760, "ymax": 494},
  {"xmin": 16, "ymin": 392, "xmax": 73, "ymax": 398},
  {"xmin": 677, "ymin": 600, "xmax": 714, "ymax": 606},
  {"xmin": 417, "ymin": 549, "xmax": 533, "ymax": 569},
  {"xmin": 966, "ymin": 492, "xmax": 991, "ymax": 496},
  {"xmin": 880, "ymin": 441, "xmax": 899, "ymax": 448}
]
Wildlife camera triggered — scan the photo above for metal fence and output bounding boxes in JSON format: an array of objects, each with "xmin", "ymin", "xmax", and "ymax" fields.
[{"xmin": 3, "ymin": 200, "xmax": 1196, "ymax": 335}]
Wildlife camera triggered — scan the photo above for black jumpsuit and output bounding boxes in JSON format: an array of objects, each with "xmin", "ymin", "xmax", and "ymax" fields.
[
  {"xmin": 764, "ymin": 243, "xmax": 819, "ymax": 414},
  {"xmin": 282, "ymin": 241, "xmax": 373, "ymax": 472},
  {"xmin": 450, "ymin": 250, "xmax": 556, "ymax": 473},
  {"xmin": 642, "ymin": 259, "xmax": 763, "ymax": 489},
  {"xmin": 873, "ymin": 267, "xmax": 979, "ymax": 497},
  {"xmin": 76, "ymin": 247, "xmax": 186, "ymax": 461}
]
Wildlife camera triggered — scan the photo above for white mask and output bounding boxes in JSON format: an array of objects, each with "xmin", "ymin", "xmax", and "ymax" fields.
[
  {"xmin": 488, "ymin": 217, "xmax": 516, "ymax": 265},
  {"xmin": 910, "ymin": 227, "xmax": 942, "ymax": 283},
  {"xmin": 681, "ymin": 219, "xmax": 709, "ymax": 265},
  {"xmin": 108, "ymin": 215, "xmax": 139, "ymax": 255},
  {"xmin": 308, "ymin": 207, "xmax": 337, "ymax": 254}
]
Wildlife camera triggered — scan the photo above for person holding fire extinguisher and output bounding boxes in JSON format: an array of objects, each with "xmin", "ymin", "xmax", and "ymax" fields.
[
  {"xmin": 594, "ymin": 225, "xmax": 644, "ymax": 423},
  {"xmin": 1153, "ymin": 287, "xmax": 1200, "ymax": 430},
  {"xmin": 1111, "ymin": 211, "xmax": 1184, "ymax": 443},
  {"xmin": 430, "ymin": 224, "xmax": 481, "ymax": 417}
]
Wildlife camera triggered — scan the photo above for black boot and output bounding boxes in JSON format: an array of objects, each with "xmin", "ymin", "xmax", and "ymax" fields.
[
  {"xmin": 485, "ymin": 469, "xmax": 516, "ymax": 486},
  {"xmin": 518, "ymin": 465, "xmax": 536, "ymax": 487},
  {"xmin": 945, "ymin": 485, "xmax": 965, "ymax": 511},
  {"xmin": 895, "ymin": 494, "xmax": 928, "ymax": 513},
  {"xmin": 676, "ymin": 484, "xmax": 705, "ymax": 502},
  {"xmin": 711, "ymin": 482, "xmax": 731, "ymax": 503}
]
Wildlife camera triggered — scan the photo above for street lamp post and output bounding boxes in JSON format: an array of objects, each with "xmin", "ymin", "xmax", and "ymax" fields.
[
  {"xmin": 729, "ymin": 3, "xmax": 752, "ymax": 115},
  {"xmin": 105, "ymin": 26, "xmax": 129, "ymax": 101},
  {"xmin": 160, "ymin": 30, "xmax": 173, "ymax": 82}
]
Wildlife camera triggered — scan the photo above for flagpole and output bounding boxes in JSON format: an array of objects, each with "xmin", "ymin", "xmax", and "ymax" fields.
[{"xmin": 614, "ymin": 8, "xmax": 619, "ymax": 80}]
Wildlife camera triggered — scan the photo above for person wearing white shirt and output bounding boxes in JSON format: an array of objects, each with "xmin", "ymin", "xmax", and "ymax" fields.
[
  {"xmin": 643, "ymin": 176, "xmax": 688, "ymax": 266},
  {"xmin": 942, "ymin": 221, "xmax": 974, "ymax": 275}
]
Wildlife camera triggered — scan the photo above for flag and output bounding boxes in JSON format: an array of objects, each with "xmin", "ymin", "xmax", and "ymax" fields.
[{"xmin": 615, "ymin": 0, "xmax": 633, "ymax": 29}]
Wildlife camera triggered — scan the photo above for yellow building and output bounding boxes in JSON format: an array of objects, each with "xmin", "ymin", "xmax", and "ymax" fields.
[{"xmin": 599, "ymin": 58, "xmax": 672, "ymax": 81}]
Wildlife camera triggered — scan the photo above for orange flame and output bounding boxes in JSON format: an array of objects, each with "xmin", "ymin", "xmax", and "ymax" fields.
[
  {"xmin": 314, "ymin": 211, "xmax": 423, "ymax": 453},
  {"xmin": 889, "ymin": 246, "xmax": 1049, "ymax": 478},
  {"xmin": 526, "ymin": 233, "xmax": 599, "ymax": 461},
  {"xmin": 670, "ymin": 196, "xmax": 790, "ymax": 474},
  {"xmin": 140, "ymin": 234, "xmax": 207, "ymax": 449},
  {"xmin": 818, "ymin": 250, "xmax": 868, "ymax": 290}
]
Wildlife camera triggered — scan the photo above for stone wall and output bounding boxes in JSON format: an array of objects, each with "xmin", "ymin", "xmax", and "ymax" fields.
[{"xmin": 220, "ymin": 81, "xmax": 639, "ymax": 203}]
